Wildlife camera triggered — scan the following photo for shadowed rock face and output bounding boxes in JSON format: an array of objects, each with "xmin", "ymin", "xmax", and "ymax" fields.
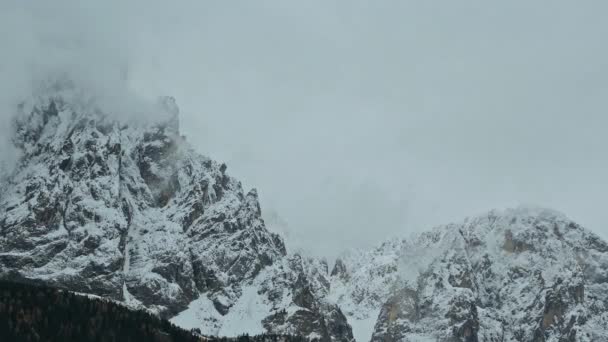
[
  {"xmin": 370, "ymin": 288, "xmax": 419, "ymax": 342},
  {"xmin": 0, "ymin": 95, "xmax": 352, "ymax": 341},
  {"xmin": 331, "ymin": 258, "xmax": 349, "ymax": 280}
]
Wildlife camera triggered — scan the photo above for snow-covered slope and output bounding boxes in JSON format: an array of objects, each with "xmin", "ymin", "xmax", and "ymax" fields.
[
  {"xmin": 328, "ymin": 239, "xmax": 405, "ymax": 342},
  {"xmin": 330, "ymin": 207, "xmax": 608, "ymax": 341},
  {"xmin": 0, "ymin": 89, "xmax": 352, "ymax": 341}
]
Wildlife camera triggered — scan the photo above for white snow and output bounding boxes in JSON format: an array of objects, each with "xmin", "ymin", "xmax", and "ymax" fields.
[
  {"xmin": 219, "ymin": 285, "xmax": 272, "ymax": 336},
  {"xmin": 170, "ymin": 286, "xmax": 272, "ymax": 337},
  {"xmin": 349, "ymin": 311, "xmax": 380, "ymax": 342},
  {"xmin": 170, "ymin": 296, "xmax": 223, "ymax": 335}
]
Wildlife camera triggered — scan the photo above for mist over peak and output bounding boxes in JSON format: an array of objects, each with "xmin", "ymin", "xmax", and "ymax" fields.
[
  {"xmin": 0, "ymin": 1, "xmax": 127, "ymax": 168},
  {"xmin": 0, "ymin": 1, "xmax": 183, "ymax": 174},
  {"xmin": 2, "ymin": 1, "xmax": 608, "ymax": 259}
]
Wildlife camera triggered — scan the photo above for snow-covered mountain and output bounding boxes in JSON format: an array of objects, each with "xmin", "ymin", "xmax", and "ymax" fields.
[
  {"xmin": 1, "ymin": 89, "xmax": 608, "ymax": 341},
  {"xmin": 0, "ymin": 89, "xmax": 351, "ymax": 341},
  {"xmin": 332, "ymin": 207, "xmax": 608, "ymax": 342}
]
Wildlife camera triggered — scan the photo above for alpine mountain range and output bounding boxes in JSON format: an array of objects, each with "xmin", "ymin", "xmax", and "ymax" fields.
[{"xmin": 1, "ymin": 85, "xmax": 607, "ymax": 342}]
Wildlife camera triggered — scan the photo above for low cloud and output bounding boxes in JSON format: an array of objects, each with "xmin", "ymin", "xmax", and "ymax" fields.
[{"xmin": 2, "ymin": 1, "xmax": 608, "ymax": 258}]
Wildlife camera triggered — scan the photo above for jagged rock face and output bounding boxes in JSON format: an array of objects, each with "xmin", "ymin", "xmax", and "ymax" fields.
[
  {"xmin": 258, "ymin": 255, "xmax": 353, "ymax": 342},
  {"xmin": 334, "ymin": 208, "xmax": 608, "ymax": 341},
  {"xmin": 0, "ymin": 94, "xmax": 352, "ymax": 341},
  {"xmin": 328, "ymin": 239, "xmax": 405, "ymax": 341},
  {"xmin": 171, "ymin": 253, "xmax": 353, "ymax": 341}
]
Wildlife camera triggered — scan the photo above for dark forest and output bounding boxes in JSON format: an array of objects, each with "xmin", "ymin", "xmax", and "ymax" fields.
[{"xmin": 0, "ymin": 279, "xmax": 310, "ymax": 342}]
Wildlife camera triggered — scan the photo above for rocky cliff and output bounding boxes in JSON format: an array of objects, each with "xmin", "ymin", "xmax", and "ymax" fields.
[{"xmin": 0, "ymin": 89, "xmax": 352, "ymax": 341}]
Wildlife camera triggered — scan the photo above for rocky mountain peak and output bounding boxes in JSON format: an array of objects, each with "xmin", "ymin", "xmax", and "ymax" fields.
[
  {"xmin": 0, "ymin": 93, "xmax": 352, "ymax": 341},
  {"xmin": 330, "ymin": 207, "xmax": 608, "ymax": 341}
]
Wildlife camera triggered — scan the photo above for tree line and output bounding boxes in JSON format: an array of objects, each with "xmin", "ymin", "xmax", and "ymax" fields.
[{"xmin": 0, "ymin": 279, "xmax": 311, "ymax": 342}]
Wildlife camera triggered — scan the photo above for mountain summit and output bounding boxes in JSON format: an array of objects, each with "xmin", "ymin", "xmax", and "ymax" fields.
[
  {"xmin": 0, "ymin": 92, "xmax": 351, "ymax": 340},
  {"xmin": 331, "ymin": 207, "xmax": 608, "ymax": 341}
]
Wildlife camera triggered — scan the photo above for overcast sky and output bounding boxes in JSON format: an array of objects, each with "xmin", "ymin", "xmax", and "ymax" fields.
[{"xmin": 2, "ymin": 1, "xmax": 608, "ymax": 258}]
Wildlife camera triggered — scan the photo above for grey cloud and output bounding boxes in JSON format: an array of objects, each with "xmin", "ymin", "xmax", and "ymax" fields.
[{"xmin": 2, "ymin": 1, "xmax": 608, "ymax": 257}]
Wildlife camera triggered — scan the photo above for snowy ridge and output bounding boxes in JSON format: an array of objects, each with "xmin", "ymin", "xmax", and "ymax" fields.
[{"xmin": 330, "ymin": 207, "xmax": 608, "ymax": 341}]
